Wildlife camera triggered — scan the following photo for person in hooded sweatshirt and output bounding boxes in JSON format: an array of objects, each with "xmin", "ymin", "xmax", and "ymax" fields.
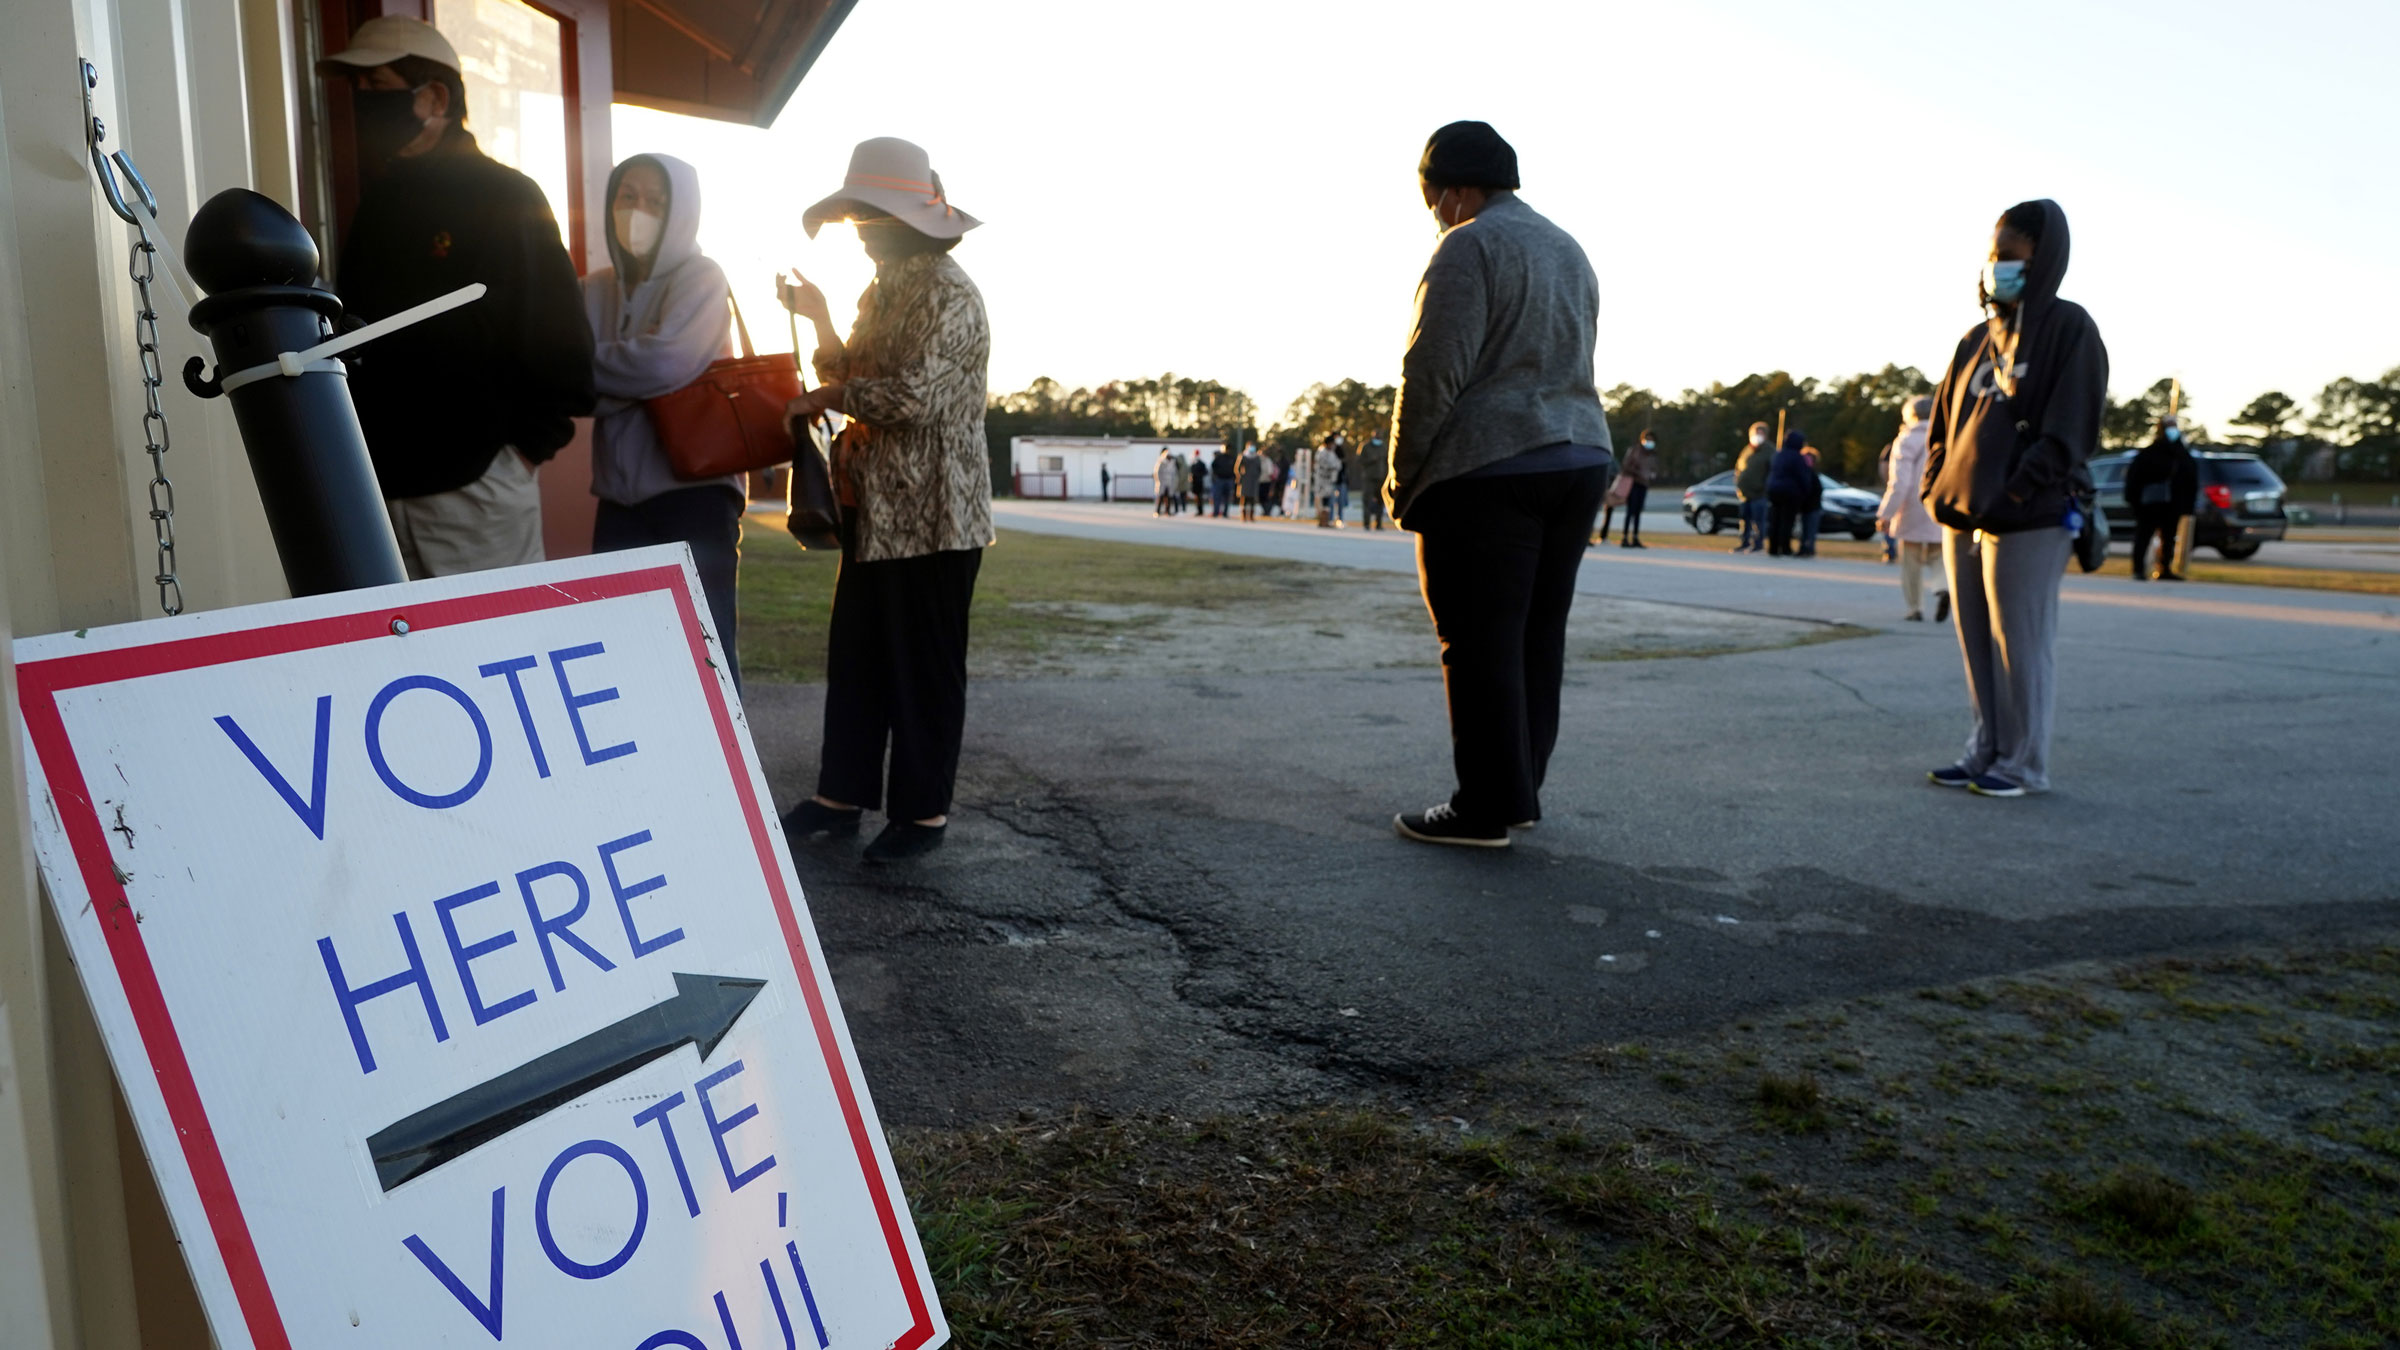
[
  {"xmin": 1764, "ymin": 429, "xmax": 1814, "ymax": 557},
  {"xmin": 1385, "ymin": 121, "xmax": 1612, "ymax": 848},
  {"xmin": 1921, "ymin": 200, "xmax": 2109, "ymax": 798},
  {"xmin": 2121, "ymin": 415, "xmax": 2198, "ymax": 581},
  {"xmin": 583, "ymin": 154, "xmax": 745, "ymax": 681},
  {"xmin": 1877, "ymin": 395, "xmax": 1948, "ymax": 621}
]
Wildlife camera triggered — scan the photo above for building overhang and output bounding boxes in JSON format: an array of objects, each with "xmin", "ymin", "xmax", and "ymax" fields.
[{"xmin": 611, "ymin": 0, "xmax": 856, "ymax": 128}]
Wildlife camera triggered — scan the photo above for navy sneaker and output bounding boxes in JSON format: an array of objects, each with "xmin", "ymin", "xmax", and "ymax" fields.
[
  {"xmin": 1395, "ymin": 803, "xmax": 1510, "ymax": 848},
  {"xmin": 1966, "ymin": 773, "xmax": 2026, "ymax": 798},
  {"xmin": 1927, "ymin": 765, "xmax": 1974, "ymax": 789}
]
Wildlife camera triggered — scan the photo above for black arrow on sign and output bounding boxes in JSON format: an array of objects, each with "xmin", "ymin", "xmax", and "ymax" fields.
[{"xmin": 367, "ymin": 972, "xmax": 765, "ymax": 1192}]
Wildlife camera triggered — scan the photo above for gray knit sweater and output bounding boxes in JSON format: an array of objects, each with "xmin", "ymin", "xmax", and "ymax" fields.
[{"xmin": 1385, "ymin": 193, "xmax": 1611, "ymax": 522}]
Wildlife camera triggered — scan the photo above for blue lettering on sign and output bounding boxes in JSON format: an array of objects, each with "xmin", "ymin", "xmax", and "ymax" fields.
[
  {"xmin": 318, "ymin": 913, "xmax": 450, "ymax": 1074},
  {"xmin": 697, "ymin": 1060, "xmax": 776, "ymax": 1193},
  {"xmin": 633, "ymin": 1090, "xmax": 702, "ymax": 1218},
  {"xmin": 402, "ymin": 1072, "xmax": 827, "ymax": 1346},
  {"xmin": 366, "ymin": 675, "xmax": 494, "ymax": 810},
  {"xmin": 478, "ymin": 655, "xmax": 553, "ymax": 779},
  {"xmin": 404, "ymin": 1186, "xmax": 505, "ymax": 1341},
  {"xmin": 215, "ymin": 695, "xmax": 332, "ymax": 839},
  {"xmin": 536, "ymin": 1139, "xmax": 649, "ymax": 1280},
  {"xmin": 600, "ymin": 831, "xmax": 684, "ymax": 958},
  {"xmin": 435, "ymin": 881, "xmax": 536, "ymax": 1027},
  {"xmin": 548, "ymin": 643, "xmax": 638, "ymax": 767},
  {"xmin": 517, "ymin": 861, "xmax": 616, "ymax": 993}
]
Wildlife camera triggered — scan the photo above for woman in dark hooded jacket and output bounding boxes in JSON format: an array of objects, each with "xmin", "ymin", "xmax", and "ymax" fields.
[
  {"xmin": 2121, "ymin": 416, "xmax": 2197, "ymax": 580},
  {"xmin": 1764, "ymin": 430, "xmax": 1813, "ymax": 556},
  {"xmin": 1919, "ymin": 199, "xmax": 2108, "ymax": 798}
]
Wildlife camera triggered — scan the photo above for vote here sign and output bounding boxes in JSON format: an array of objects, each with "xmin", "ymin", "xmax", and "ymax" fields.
[{"xmin": 13, "ymin": 549, "xmax": 946, "ymax": 1350}]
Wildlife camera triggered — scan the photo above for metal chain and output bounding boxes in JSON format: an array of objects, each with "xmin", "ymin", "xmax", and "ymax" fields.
[{"xmin": 127, "ymin": 231, "xmax": 182, "ymax": 615}]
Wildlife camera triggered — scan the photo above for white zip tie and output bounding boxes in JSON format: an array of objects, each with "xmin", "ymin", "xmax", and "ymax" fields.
[{"xmin": 212, "ymin": 282, "xmax": 487, "ymax": 392}]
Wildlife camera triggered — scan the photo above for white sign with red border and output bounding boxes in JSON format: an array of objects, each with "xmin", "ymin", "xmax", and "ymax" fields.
[{"xmin": 14, "ymin": 548, "xmax": 947, "ymax": 1350}]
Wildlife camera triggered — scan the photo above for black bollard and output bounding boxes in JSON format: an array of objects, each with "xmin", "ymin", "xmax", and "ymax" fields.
[{"xmin": 182, "ymin": 188, "xmax": 408, "ymax": 596}]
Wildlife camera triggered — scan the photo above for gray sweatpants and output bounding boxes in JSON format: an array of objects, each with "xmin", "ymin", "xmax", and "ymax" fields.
[{"xmin": 1943, "ymin": 525, "xmax": 2070, "ymax": 791}]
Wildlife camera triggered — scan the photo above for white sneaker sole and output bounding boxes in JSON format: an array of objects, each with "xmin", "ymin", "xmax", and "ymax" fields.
[{"xmin": 1393, "ymin": 815, "xmax": 1511, "ymax": 847}]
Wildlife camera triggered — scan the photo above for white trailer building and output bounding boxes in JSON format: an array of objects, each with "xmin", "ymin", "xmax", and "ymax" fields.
[{"xmin": 1011, "ymin": 436, "xmax": 1228, "ymax": 501}]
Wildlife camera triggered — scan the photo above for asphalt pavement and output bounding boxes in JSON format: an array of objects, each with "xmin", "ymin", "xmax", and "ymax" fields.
[{"xmin": 747, "ymin": 500, "xmax": 2400, "ymax": 1126}]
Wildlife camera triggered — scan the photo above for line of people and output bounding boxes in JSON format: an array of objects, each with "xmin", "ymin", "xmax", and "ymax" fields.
[
  {"xmin": 1147, "ymin": 435, "xmax": 1394, "ymax": 529},
  {"xmin": 326, "ymin": 18, "xmax": 989, "ymax": 863}
]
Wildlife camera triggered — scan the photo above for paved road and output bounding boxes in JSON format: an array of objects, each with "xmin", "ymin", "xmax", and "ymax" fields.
[{"xmin": 747, "ymin": 501, "xmax": 2400, "ymax": 1126}]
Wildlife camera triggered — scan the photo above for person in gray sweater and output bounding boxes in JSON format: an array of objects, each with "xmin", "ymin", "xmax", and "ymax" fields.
[{"xmin": 1386, "ymin": 121, "xmax": 1613, "ymax": 849}]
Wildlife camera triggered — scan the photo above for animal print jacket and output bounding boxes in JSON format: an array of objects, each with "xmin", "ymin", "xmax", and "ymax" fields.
[{"xmin": 820, "ymin": 251, "xmax": 993, "ymax": 562}]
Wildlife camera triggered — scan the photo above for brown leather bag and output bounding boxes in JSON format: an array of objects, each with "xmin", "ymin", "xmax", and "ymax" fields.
[{"xmin": 646, "ymin": 292, "xmax": 800, "ymax": 481}]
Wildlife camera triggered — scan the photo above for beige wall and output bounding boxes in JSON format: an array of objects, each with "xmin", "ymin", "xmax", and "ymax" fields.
[{"xmin": 2, "ymin": 0, "xmax": 307, "ymax": 1344}]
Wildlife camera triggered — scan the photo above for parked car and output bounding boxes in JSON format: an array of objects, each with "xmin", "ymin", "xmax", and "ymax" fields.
[
  {"xmin": 2088, "ymin": 450, "xmax": 2288, "ymax": 560},
  {"xmin": 1683, "ymin": 471, "xmax": 1880, "ymax": 540}
]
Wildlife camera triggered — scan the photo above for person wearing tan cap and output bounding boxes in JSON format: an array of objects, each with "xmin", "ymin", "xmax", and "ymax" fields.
[
  {"xmin": 772, "ymin": 139, "xmax": 990, "ymax": 865},
  {"xmin": 318, "ymin": 16, "xmax": 593, "ymax": 578}
]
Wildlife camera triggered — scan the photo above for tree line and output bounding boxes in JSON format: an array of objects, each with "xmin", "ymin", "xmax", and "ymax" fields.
[{"xmin": 986, "ymin": 363, "xmax": 2400, "ymax": 489}]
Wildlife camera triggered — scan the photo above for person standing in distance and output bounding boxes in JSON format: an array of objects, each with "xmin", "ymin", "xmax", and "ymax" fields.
[
  {"xmin": 318, "ymin": 17, "xmax": 593, "ymax": 578},
  {"xmin": 1610, "ymin": 430, "xmax": 1658, "ymax": 548},
  {"xmin": 1921, "ymin": 200, "xmax": 2108, "ymax": 798},
  {"xmin": 2122, "ymin": 415, "xmax": 2197, "ymax": 580},
  {"xmin": 1387, "ymin": 121, "xmax": 1612, "ymax": 848},
  {"xmin": 1358, "ymin": 434, "xmax": 1391, "ymax": 530},
  {"xmin": 1733, "ymin": 423, "xmax": 1773, "ymax": 552},
  {"xmin": 1877, "ymin": 395, "xmax": 1948, "ymax": 621}
]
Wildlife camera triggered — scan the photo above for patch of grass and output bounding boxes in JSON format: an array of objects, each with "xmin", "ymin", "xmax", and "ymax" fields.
[
  {"xmin": 738, "ymin": 522, "xmax": 1299, "ymax": 681},
  {"xmin": 895, "ymin": 1111, "xmax": 2103, "ymax": 1348},
  {"xmin": 1755, "ymin": 1072, "xmax": 1830, "ymax": 1133}
]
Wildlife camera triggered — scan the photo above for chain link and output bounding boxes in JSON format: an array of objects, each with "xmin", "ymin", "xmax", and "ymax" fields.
[{"xmin": 127, "ymin": 233, "xmax": 182, "ymax": 615}]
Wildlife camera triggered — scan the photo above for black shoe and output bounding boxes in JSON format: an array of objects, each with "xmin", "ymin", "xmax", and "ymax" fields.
[
  {"xmin": 863, "ymin": 819, "xmax": 946, "ymax": 863},
  {"xmin": 1933, "ymin": 591, "xmax": 1951, "ymax": 623},
  {"xmin": 2155, "ymin": 571, "xmax": 2187, "ymax": 582},
  {"xmin": 1394, "ymin": 803, "xmax": 1509, "ymax": 848},
  {"xmin": 781, "ymin": 799, "xmax": 862, "ymax": 842}
]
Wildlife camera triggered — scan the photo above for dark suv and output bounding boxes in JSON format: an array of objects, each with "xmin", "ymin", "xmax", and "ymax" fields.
[{"xmin": 2088, "ymin": 450, "xmax": 2288, "ymax": 560}]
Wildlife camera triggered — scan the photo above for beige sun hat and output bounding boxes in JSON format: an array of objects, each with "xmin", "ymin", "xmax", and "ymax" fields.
[
  {"xmin": 802, "ymin": 138, "xmax": 981, "ymax": 240},
  {"xmin": 316, "ymin": 15, "xmax": 462, "ymax": 74}
]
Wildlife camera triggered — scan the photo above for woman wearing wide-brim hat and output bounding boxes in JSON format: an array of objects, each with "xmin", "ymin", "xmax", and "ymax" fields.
[{"xmin": 776, "ymin": 138, "xmax": 992, "ymax": 864}]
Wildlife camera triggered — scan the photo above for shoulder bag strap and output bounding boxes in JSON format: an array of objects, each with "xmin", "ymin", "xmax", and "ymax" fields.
[{"xmin": 724, "ymin": 286, "xmax": 756, "ymax": 359}]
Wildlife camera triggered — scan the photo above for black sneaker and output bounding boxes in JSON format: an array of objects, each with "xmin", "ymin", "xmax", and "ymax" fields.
[
  {"xmin": 1927, "ymin": 765, "xmax": 1974, "ymax": 789},
  {"xmin": 1966, "ymin": 773, "xmax": 2026, "ymax": 798},
  {"xmin": 1394, "ymin": 803, "xmax": 1509, "ymax": 848},
  {"xmin": 863, "ymin": 819, "xmax": 946, "ymax": 863},
  {"xmin": 1933, "ymin": 591, "xmax": 1951, "ymax": 623},
  {"xmin": 781, "ymin": 799, "xmax": 862, "ymax": 842}
]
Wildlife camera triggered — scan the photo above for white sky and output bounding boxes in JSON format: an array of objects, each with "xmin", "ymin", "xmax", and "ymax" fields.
[{"xmin": 612, "ymin": 0, "xmax": 2399, "ymax": 432}]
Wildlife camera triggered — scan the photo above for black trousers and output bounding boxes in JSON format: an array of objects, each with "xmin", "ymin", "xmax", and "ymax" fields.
[
  {"xmin": 1767, "ymin": 493, "xmax": 1802, "ymax": 556},
  {"xmin": 819, "ymin": 545, "xmax": 982, "ymax": 821},
  {"xmin": 1409, "ymin": 465, "xmax": 1609, "ymax": 827},
  {"xmin": 594, "ymin": 486, "xmax": 744, "ymax": 686},
  {"xmin": 2132, "ymin": 506, "xmax": 2184, "ymax": 576}
]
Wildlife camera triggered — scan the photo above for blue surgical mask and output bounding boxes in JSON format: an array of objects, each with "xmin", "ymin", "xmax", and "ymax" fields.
[
  {"xmin": 2164, "ymin": 426, "xmax": 2183, "ymax": 443},
  {"xmin": 1983, "ymin": 259, "xmax": 2028, "ymax": 305}
]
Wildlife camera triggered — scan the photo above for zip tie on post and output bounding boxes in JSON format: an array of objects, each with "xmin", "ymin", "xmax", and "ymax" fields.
[{"xmin": 206, "ymin": 283, "xmax": 486, "ymax": 393}]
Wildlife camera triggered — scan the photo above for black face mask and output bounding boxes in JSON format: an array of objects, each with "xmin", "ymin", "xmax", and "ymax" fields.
[{"xmin": 352, "ymin": 86, "xmax": 427, "ymax": 165}]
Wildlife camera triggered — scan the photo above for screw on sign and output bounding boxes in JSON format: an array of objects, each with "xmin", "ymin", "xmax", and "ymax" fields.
[{"xmin": 12, "ymin": 548, "xmax": 949, "ymax": 1348}]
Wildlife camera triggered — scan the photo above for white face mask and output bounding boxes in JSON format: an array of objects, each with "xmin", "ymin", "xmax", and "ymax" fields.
[
  {"xmin": 614, "ymin": 207, "xmax": 663, "ymax": 258},
  {"xmin": 1750, "ymin": 433, "xmax": 1768, "ymax": 447}
]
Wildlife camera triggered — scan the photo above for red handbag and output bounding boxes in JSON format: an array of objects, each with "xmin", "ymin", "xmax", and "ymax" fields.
[{"xmin": 645, "ymin": 291, "xmax": 801, "ymax": 481}]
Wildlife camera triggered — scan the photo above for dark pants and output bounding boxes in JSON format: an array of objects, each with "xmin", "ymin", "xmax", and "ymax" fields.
[
  {"xmin": 819, "ymin": 545, "xmax": 983, "ymax": 821},
  {"xmin": 2132, "ymin": 507, "xmax": 2184, "ymax": 576},
  {"xmin": 1362, "ymin": 490, "xmax": 1387, "ymax": 530},
  {"xmin": 1768, "ymin": 494, "xmax": 1802, "ymax": 555},
  {"xmin": 1408, "ymin": 465, "xmax": 1609, "ymax": 827},
  {"xmin": 1738, "ymin": 498, "xmax": 1768, "ymax": 549},
  {"xmin": 1799, "ymin": 507, "xmax": 1822, "ymax": 555},
  {"xmin": 1212, "ymin": 479, "xmax": 1233, "ymax": 516},
  {"xmin": 1620, "ymin": 481, "xmax": 1649, "ymax": 540},
  {"xmin": 594, "ymin": 486, "xmax": 744, "ymax": 686}
]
